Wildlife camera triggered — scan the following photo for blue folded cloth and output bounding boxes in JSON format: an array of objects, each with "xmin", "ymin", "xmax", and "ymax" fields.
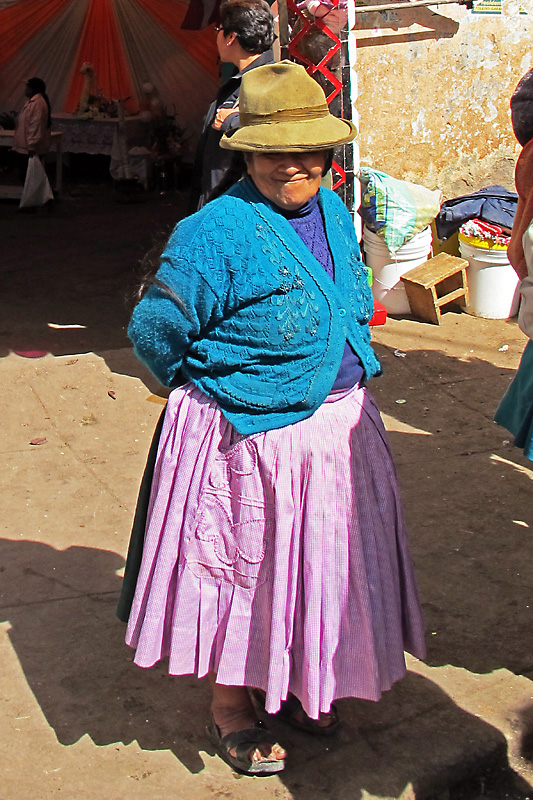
[{"xmin": 435, "ymin": 185, "xmax": 518, "ymax": 240}]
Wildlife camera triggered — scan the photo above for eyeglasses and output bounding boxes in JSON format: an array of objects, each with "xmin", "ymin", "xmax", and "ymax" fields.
[{"xmin": 215, "ymin": 24, "xmax": 224, "ymax": 32}]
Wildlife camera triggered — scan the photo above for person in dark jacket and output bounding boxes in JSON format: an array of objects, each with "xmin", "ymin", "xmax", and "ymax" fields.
[{"xmin": 188, "ymin": 0, "xmax": 274, "ymax": 212}]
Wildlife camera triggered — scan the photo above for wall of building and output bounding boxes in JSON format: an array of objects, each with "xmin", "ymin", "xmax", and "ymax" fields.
[{"xmin": 354, "ymin": 1, "xmax": 533, "ymax": 199}]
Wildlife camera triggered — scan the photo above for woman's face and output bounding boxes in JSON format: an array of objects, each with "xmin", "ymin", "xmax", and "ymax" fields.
[{"xmin": 246, "ymin": 151, "xmax": 326, "ymax": 211}]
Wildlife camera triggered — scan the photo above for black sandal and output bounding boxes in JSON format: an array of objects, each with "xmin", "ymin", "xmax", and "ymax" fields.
[
  {"xmin": 249, "ymin": 689, "xmax": 341, "ymax": 736},
  {"xmin": 206, "ymin": 717, "xmax": 286, "ymax": 775}
]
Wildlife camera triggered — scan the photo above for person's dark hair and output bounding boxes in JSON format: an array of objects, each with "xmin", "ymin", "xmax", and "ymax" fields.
[
  {"xmin": 208, "ymin": 152, "xmax": 247, "ymax": 202},
  {"xmin": 132, "ymin": 225, "xmax": 190, "ymax": 308},
  {"xmin": 511, "ymin": 68, "xmax": 533, "ymax": 146},
  {"xmin": 220, "ymin": 0, "xmax": 274, "ymax": 54},
  {"xmin": 26, "ymin": 77, "xmax": 46, "ymax": 94},
  {"xmin": 26, "ymin": 76, "xmax": 52, "ymax": 128},
  {"xmin": 322, "ymin": 149, "xmax": 334, "ymax": 176},
  {"xmin": 133, "ymin": 233, "xmax": 170, "ymax": 305}
]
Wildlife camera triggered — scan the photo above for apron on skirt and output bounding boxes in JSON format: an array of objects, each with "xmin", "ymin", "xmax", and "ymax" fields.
[{"xmin": 125, "ymin": 382, "xmax": 426, "ymax": 720}]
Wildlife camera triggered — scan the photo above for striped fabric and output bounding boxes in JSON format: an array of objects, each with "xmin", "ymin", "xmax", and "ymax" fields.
[
  {"xmin": 126, "ymin": 382, "xmax": 426, "ymax": 720},
  {"xmin": 0, "ymin": 0, "xmax": 219, "ymax": 144}
]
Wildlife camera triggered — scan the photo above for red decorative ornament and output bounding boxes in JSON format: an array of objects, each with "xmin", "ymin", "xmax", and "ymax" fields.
[
  {"xmin": 286, "ymin": 0, "xmax": 342, "ymax": 103},
  {"xmin": 285, "ymin": 0, "xmax": 347, "ymax": 187},
  {"xmin": 331, "ymin": 159, "xmax": 346, "ymax": 191}
]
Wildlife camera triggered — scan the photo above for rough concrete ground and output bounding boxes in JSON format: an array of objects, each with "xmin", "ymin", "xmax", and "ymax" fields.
[{"xmin": 0, "ymin": 181, "xmax": 532, "ymax": 800}]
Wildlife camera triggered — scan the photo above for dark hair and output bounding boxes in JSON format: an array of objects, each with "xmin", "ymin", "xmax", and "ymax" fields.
[
  {"xmin": 208, "ymin": 152, "xmax": 247, "ymax": 202},
  {"xmin": 322, "ymin": 149, "xmax": 334, "ymax": 176},
  {"xmin": 133, "ymin": 227, "xmax": 191, "ymax": 316},
  {"xmin": 26, "ymin": 76, "xmax": 52, "ymax": 128},
  {"xmin": 27, "ymin": 77, "xmax": 46, "ymax": 94},
  {"xmin": 511, "ymin": 68, "xmax": 533, "ymax": 146},
  {"xmin": 220, "ymin": 0, "xmax": 274, "ymax": 54}
]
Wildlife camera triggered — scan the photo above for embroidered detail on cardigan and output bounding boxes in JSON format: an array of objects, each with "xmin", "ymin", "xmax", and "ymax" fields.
[{"xmin": 273, "ymin": 264, "xmax": 320, "ymax": 341}]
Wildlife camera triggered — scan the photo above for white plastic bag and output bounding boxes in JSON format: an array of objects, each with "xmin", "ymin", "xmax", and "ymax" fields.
[{"xmin": 19, "ymin": 155, "xmax": 54, "ymax": 208}]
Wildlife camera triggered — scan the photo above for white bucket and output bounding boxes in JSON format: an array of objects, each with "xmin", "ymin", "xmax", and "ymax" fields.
[
  {"xmin": 458, "ymin": 236, "xmax": 520, "ymax": 319},
  {"xmin": 363, "ymin": 226, "xmax": 433, "ymax": 315}
]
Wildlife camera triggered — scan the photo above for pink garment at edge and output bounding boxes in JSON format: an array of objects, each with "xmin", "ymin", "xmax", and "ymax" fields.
[
  {"xmin": 126, "ymin": 382, "xmax": 426, "ymax": 720},
  {"xmin": 12, "ymin": 94, "xmax": 50, "ymax": 155}
]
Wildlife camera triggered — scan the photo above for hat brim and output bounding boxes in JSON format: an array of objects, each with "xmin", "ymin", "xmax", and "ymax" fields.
[{"xmin": 220, "ymin": 115, "xmax": 357, "ymax": 152}]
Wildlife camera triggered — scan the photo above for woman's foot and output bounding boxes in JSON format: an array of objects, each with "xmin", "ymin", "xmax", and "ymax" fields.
[
  {"xmin": 250, "ymin": 688, "xmax": 341, "ymax": 736},
  {"xmin": 209, "ymin": 677, "xmax": 286, "ymax": 772},
  {"xmin": 283, "ymin": 699, "xmax": 340, "ymax": 735},
  {"xmin": 207, "ymin": 717, "xmax": 285, "ymax": 775}
]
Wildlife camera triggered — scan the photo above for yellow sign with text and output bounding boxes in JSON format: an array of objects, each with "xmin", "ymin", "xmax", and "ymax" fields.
[{"xmin": 472, "ymin": 0, "xmax": 527, "ymax": 12}]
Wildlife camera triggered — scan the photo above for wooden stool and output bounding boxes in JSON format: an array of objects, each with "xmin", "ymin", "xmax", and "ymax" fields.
[{"xmin": 401, "ymin": 252, "xmax": 469, "ymax": 324}]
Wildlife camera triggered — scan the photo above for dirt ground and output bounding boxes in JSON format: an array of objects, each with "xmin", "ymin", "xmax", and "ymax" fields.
[{"xmin": 1, "ymin": 174, "xmax": 532, "ymax": 800}]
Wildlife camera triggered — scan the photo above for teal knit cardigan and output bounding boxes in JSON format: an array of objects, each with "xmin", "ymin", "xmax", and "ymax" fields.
[{"xmin": 128, "ymin": 179, "xmax": 381, "ymax": 434}]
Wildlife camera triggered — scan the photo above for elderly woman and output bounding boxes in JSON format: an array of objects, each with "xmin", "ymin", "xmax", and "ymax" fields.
[
  {"xmin": 123, "ymin": 62, "xmax": 426, "ymax": 775},
  {"xmin": 188, "ymin": 0, "xmax": 274, "ymax": 212}
]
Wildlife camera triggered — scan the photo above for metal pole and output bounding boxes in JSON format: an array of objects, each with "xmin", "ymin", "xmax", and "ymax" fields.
[{"xmin": 277, "ymin": 0, "xmax": 290, "ymax": 60}]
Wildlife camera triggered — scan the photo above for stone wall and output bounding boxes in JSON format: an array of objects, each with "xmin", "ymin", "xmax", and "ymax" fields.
[{"xmin": 354, "ymin": 1, "xmax": 533, "ymax": 198}]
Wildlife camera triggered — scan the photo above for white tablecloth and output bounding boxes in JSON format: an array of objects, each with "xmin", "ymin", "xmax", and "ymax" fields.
[{"xmin": 51, "ymin": 114, "xmax": 148, "ymax": 156}]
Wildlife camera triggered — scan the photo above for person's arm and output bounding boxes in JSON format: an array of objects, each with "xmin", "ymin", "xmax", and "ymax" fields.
[
  {"xmin": 518, "ymin": 223, "xmax": 533, "ymax": 340},
  {"xmin": 212, "ymin": 81, "xmax": 241, "ymax": 132},
  {"xmin": 523, "ymin": 222, "xmax": 533, "ymax": 277},
  {"xmin": 212, "ymin": 106, "xmax": 239, "ymax": 132},
  {"xmin": 128, "ymin": 223, "xmax": 224, "ymax": 386}
]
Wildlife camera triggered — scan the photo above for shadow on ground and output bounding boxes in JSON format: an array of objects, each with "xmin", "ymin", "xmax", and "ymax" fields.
[
  {"xmin": 370, "ymin": 343, "xmax": 533, "ymax": 680},
  {"xmin": 0, "ymin": 183, "xmax": 183, "ymax": 387},
  {"xmin": 0, "ymin": 537, "xmax": 511, "ymax": 797}
]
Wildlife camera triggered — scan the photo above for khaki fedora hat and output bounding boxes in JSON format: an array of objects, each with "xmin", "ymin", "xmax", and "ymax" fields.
[{"xmin": 220, "ymin": 60, "xmax": 356, "ymax": 152}]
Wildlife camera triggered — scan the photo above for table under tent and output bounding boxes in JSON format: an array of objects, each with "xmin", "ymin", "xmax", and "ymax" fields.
[{"xmin": 0, "ymin": 0, "xmax": 220, "ymax": 187}]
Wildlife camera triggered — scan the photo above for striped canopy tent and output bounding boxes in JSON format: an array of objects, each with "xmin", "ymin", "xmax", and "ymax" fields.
[{"xmin": 0, "ymin": 0, "xmax": 220, "ymax": 138}]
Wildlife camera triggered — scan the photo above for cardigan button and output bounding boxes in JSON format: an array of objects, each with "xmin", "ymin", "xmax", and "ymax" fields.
[{"xmin": 338, "ymin": 308, "xmax": 346, "ymax": 317}]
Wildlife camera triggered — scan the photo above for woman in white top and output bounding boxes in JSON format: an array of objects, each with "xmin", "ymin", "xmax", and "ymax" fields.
[{"xmin": 12, "ymin": 77, "xmax": 52, "ymax": 182}]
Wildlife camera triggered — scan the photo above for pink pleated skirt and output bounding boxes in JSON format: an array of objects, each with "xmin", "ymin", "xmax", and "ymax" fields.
[{"xmin": 126, "ymin": 382, "xmax": 426, "ymax": 720}]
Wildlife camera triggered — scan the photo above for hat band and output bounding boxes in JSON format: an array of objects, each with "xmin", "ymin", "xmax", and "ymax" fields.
[{"xmin": 239, "ymin": 105, "xmax": 330, "ymax": 127}]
